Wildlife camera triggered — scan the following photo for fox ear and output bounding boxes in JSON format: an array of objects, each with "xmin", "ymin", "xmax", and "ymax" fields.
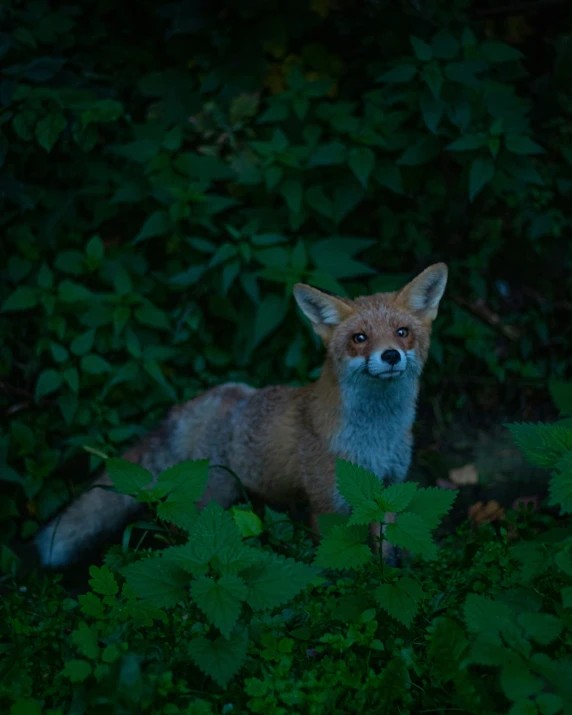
[
  {"xmin": 293, "ymin": 284, "xmax": 353, "ymax": 338},
  {"xmin": 397, "ymin": 263, "xmax": 448, "ymax": 321}
]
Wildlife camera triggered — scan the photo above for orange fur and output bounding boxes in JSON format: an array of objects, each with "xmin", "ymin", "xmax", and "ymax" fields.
[{"xmin": 35, "ymin": 264, "xmax": 448, "ymax": 567}]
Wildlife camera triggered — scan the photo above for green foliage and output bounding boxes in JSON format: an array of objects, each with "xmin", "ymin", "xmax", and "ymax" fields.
[{"xmin": 1, "ymin": 0, "xmax": 572, "ymax": 712}]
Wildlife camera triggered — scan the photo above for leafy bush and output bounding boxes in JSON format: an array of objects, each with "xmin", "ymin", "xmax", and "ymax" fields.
[
  {"xmin": 1, "ymin": 0, "xmax": 572, "ymax": 543},
  {"xmin": 2, "ymin": 410, "xmax": 572, "ymax": 714}
]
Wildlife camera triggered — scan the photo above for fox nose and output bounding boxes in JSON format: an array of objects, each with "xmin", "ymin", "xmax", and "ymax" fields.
[{"xmin": 381, "ymin": 349, "xmax": 401, "ymax": 366}]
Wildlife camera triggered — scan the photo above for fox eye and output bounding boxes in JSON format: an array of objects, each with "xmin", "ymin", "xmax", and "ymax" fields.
[
  {"xmin": 352, "ymin": 333, "xmax": 367, "ymax": 344},
  {"xmin": 396, "ymin": 327, "xmax": 409, "ymax": 338}
]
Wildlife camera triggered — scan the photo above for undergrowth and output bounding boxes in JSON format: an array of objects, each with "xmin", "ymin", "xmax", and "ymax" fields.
[{"xmin": 2, "ymin": 388, "xmax": 572, "ymax": 715}]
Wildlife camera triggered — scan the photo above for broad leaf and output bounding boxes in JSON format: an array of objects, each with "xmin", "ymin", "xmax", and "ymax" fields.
[{"xmin": 191, "ymin": 574, "xmax": 247, "ymax": 637}]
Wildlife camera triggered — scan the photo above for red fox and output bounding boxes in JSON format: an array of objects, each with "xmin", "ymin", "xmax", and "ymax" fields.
[{"xmin": 35, "ymin": 263, "xmax": 448, "ymax": 567}]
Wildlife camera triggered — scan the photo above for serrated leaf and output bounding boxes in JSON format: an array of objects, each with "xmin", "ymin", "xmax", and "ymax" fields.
[
  {"xmin": 314, "ymin": 524, "xmax": 371, "ymax": 570},
  {"xmin": 507, "ymin": 422, "xmax": 572, "ymax": 469},
  {"xmin": 549, "ymin": 467, "xmax": 572, "ymax": 514},
  {"xmin": 336, "ymin": 459, "xmax": 383, "ymax": 509},
  {"xmin": 385, "ymin": 512, "xmax": 437, "ymax": 559},
  {"xmin": 88, "ymin": 565, "xmax": 119, "ymax": 596},
  {"xmin": 106, "ymin": 458, "xmax": 153, "ymax": 496},
  {"xmin": 406, "ymin": 487, "xmax": 457, "ymax": 528},
  {"xmin": 62, "ymin": 659, "xmax": 92, "ymax": 683},
  {"xmin": 123, "ymin": 556, "xmax": 189, "ymax": 607},
  {"xmin": 154, "ymin": 460, "xmax": 209, "ymax": 501},
  {"xmin": 348, "ymin": 147, "xmax": 375, "ymax": 188},
  {"xmin": 501, "ymin": 661, "xmax": 543, "ymax": 701},
  {"xmin": 188, "ymin": 628, "xmax": 248, "ymax": 688},
  {"xmin": 464, "ymin": 593, "xmax": 517, "ymax": 646},
  {"xmin": 379, "ymin": 482, "xmax": 418, "ymax": 512},
  {"xmin": 428, "ymin": 617, "xmax": 468, "ymax": 681},
  {"xmin": 375, "ymin": 577, "xmax": 423, "ymax": 627},
  {"xmin": 243, "ymin": 552, "xmax": 316, "ymax": 610},
  {"xmin": 191, "ymin": 574, "xmax": 247, "ymax": 637},
  {"xmin": 71, "ymin": 621, "xmax": 100, "ymax": 660},
  {"xmin": 518, "ymin": 612, "xmax": 562, "ymax": 645},
  {"xmin": 232, "ymin": 508, "xmax": 263, "ymax": 537},
  {"xmin": 78, "ymin": 593, "xmax": 105, "ymax": 618}
]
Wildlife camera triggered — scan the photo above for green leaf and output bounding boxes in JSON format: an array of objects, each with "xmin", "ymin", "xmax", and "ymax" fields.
[
  {"xmin": 71, "ymin": 621, "xmax": 100, "ymax": 660},
  {"xmin": 232, "ymin": 508, "xmax": 263, "ymax": 537},
  {"xmin": 507, "ymin": 422, "xmax": 572, "ymax": 469},
  {"xmin": 62, "ymin": 659, "xmax": 92, "ymax": 683},
  {"xmin": 385, "ymin": 512, "xmax": 437, "ymax": 559},
  {"xmin": 36, "ymin": 112, "xmax": 66, "ymax": 152},
  {"xmin": 518, "ymin": 612, "xmax": 563, "ymax": 645},
  {"xmin": 188, "ymin": 628, "xmax": 248, "ymax": 688},
  {"xmin": 397, "ymin": 137, "xmax": 439, "ymax": 166},
  {"xmin": 410, "ymin": 35, "xmax": 432, "ymax": 61},
  {"xmin": 481, "ymin": 40, "xmax": 523, "ymax": 63},
  {"xmin": 88, "ymin": 565, "xmax": 119, "ymax": 596},
  {"xmin": 549, "ymin": 466, "xmax": 572, "ymax": 514},
  {"xmin": 10, "ymin": 699, "xmax": 43, "ymax": 715},
  {"xmin": 348, "ymin": 147, "xmax": 375, "ymax": 188},
  {"xmin": 377, "ymin": 65, "xmax": 417, "ymax": 83},
  {"xmin": 501, "ymin": 661, "xmax": 543, "ymax": 701},
  {"xmin": 280, "ymin": 179, "xmax": 303, "ymax": 215},
  {"xmin": 106, "ymin": 458, "xmax": 153, "ymax": 495},
  {"xmin": 464, "ymin": 594, "xmax": 517, "ymax": 646},
  {"xmin": 154, "ymin": 460, "xmax": 209, "ymax": 526},
  {"xmin": 420, "ymin": 91, "xmax": 445, "ymax": 134},
  {"xmin": 406, "ymin": 487, "xmax": 457, "ymax": 529},
  {"xmin": 314, "ymin": 524, "xmax": 371, "ymax": 570},
  {"xmin": 58, "ymin": 280, "xmax": 92, "ymax": 302},
  {"xmin": 135, "ymin": 210, "xmax": 170, "ymax": 243},
  {"xmin": 446, "ymin": 135, "xmax": 488, "ymax": 151},
  {"xmin": 35, "ymin": 369, "xmax": 62, "ymax": 400},
  {"xmin": 379, "ymin": 482, "xmax": 418, "ymax": 513},
  {"xmin": 549, "ymin": 380, "xmax": 572, "ymax": 415},
  {"xmin": 253, "ymin": 294, "xmax": 288, "ymax": 349},
  {"xmin": 375, "ymin": 165, "xmax": 403, "ymax": 194},
  {"xmin": 71, "ymin": 330, "xmax": 95, "ymax": 356},
  {"xmin": 123, "ymin": 556, "xmax": 189, "ymax": 607},
  {"xmin": 308, "ymin": 142, "xmax": 346, "ymax": 167},
  {"xmin": 2, "ymin": 286, "xmax": 38, "ymax": 312},
  {"xmin": 78, "ymin": 593, "xmax": 105, "ymax": 618},
  {"xmin": 505, "ymin": 135, "xmax": 544, "ymax": 155},
  {"xmin": 375, "ymin": 577, "xmax": 423, "ymax": 627},
  {"xmin": 306, "ymin": 185, "xmax": 333, "ymax": 218},
  {"xmin": 562, "ymin": 587, "xmax": 572, "ymax": 609},
  {"xmin": 469, "ymin": 157, "xmax": 495, "ymax": 201},
  {"xmin": 336, "ymin": 460, "xmax": 384, "ymax": 523},
  {"xmin": 191, "ymin": 574, "xmax": 247, "ymax": 637},
  {"xmin": 81, "ymin": 354, "xmax": 111, "ymax": 374},
  {"xmin": 243, "ymin": 552, "xmax": 316, "ymax": 610},
  {"xmin": 134, "ymin": 302, "xmax": 170, "ymax": 330}
]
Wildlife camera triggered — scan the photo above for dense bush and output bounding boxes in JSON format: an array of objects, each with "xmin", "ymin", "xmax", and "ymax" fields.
[
  {"xmin": 2, "ymin": 402, "xmax": 572, "ymax": 713},
  {"xmin": 2, "ymin": 0, "xmax": 572, "ymax": 539}
]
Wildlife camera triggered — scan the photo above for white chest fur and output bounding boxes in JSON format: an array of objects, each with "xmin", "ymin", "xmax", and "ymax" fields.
[{"xmin": 330, "ymin": 374, "xmax": 417, "ymax": 486}]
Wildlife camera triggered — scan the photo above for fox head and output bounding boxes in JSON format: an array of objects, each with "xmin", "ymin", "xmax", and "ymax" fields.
[{"xmin": 293, "ymin": 263, "xmax": 448, "ymax": 382}]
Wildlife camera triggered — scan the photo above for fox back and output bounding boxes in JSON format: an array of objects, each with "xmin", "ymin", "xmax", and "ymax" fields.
[{"xmin": 34, "ymin": 263, "xmax": 447, "ymax": 567}]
